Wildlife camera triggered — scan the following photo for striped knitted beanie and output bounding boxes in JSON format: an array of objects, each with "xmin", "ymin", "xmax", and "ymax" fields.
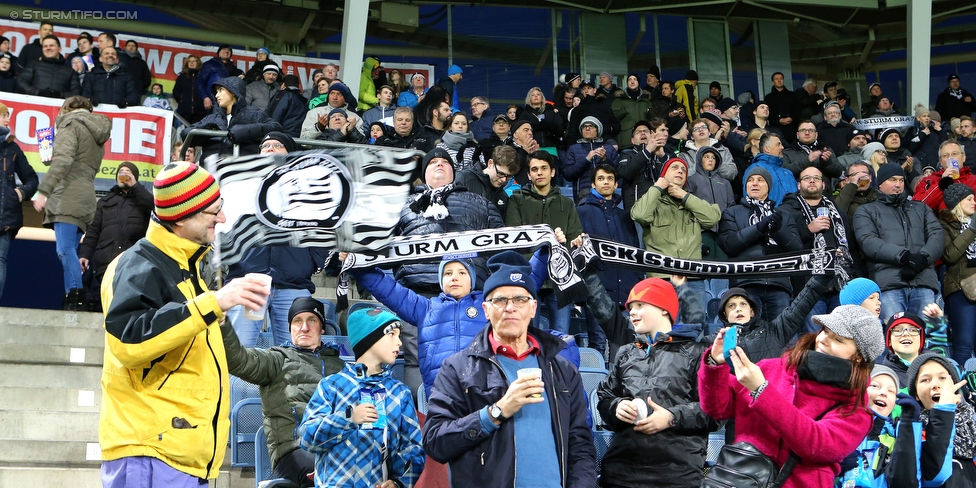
[{"xmin": 153, "ymin": 162, "xmax": 220, "ymax": 222}]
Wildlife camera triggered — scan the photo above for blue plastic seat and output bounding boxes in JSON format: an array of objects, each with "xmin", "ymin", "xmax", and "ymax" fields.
[
  {"xmin": 230, "ymin": 398, "xmax": 262, "ymax": 468},
  {"xmin": 254, "ymin": 426, "xmax": 300, "ymax": 487},
  {"xmin": 579, "ymin": 368, "xmax": 608, "ymax": 398},
  {"xmin": 578, "ymin": 347, "xmax": 606, "ymax": 371}
]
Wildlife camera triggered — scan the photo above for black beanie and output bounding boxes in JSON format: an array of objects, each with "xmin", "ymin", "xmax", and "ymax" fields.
[{"xmin": 907, "ymin": 353, "xmax": 961, "ymax": 400}]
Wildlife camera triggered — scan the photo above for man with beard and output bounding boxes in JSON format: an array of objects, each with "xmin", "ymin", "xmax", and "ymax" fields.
[{"xmin": 783, "ymin": 120, "xmax": 843, "ymax": 179}]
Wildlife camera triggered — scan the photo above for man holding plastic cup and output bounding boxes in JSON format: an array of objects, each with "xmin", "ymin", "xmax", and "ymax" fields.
[
  {"xmin": 422, "ymin": 250, "xmax": 596, "ymax": 488},
  {"xmin": 98, "ymin": 161, "xmax": 271, "ymax": 487}
]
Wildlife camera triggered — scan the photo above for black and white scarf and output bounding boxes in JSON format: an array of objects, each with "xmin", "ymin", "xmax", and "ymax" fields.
[
  {"xmin": 745, "ymin": 197, "xmax": 777, "ymax": 245},
  {"xmin": 795, "ymin": 195, "xmax": 852, "ymax": 288},
  {"xmin": 409, "ymin": 183, "xmax": 460, "ymax": 220},
  {"xmin": 950, "ymin": 88, "xmax": 964, "ymax": 100},
  {"xmin": 959, "ymin": 217, "xmax": 976, "ymax": 265}
]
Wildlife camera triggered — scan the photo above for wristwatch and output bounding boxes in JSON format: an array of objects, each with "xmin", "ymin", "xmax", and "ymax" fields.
[{"xmin": 489, "ymin": 403, "xmax": 508, "ymax": 423}]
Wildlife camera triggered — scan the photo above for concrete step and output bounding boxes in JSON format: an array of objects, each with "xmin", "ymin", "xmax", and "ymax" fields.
[
  {"xmin": 0, "ymin": 439, "xmax": 101, "ymax": 465},
  {"xmin": 0, "ymin": 322, "xmax": 105, "ymax": 349},
  {"xmin": 0, "ymin": 410, "xmax": 99, "ymax": 441},
  {"xmin": 0, "ymin": 386, "xmax": 101, "ymax": 412},
  {"xmin": 0, "ymin": 363, "xmax": 102, "ymax": 389},
  {"xmin": 0, "ymin": 307, "xmax": 104, "ymax": 329},
  {"xmin": 0, "ymin": 343, "xmax": 103, "ymax": 366},
  {"xmin": 0, "ymin": 466, "xmax": 102, "ymax": 488}
]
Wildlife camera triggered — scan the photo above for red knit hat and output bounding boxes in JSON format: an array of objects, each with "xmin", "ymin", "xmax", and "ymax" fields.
[
  {"xmin": 625, "ymin": 278, "xmax": 679, "ymax": 321},
  {"xmin": 660, "ymin": 158, "xmax": 688, "ymax": 187},
  {"xmin": 884, "ymin": 311, "xmax": 926, "ymax": 354}
]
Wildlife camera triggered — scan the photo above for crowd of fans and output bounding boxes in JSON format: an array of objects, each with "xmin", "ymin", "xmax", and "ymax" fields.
[{"xmin": 9, "ymin": 19, "xmax": 976, "ymax": 488}]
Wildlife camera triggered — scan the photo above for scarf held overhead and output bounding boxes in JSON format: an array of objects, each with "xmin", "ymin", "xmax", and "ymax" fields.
[{"xmin": 337, "ymin": 225, "xmax": 587, "ymax": 308}]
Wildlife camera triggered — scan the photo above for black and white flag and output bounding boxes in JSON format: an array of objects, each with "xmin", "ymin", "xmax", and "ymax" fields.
[{"xmin": 212, "ymin": 147, "xmax": 419, "ymax": 266}]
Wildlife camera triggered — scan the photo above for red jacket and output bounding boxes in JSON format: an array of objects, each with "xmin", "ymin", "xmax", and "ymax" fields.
[
  {"xmin": 698, "ymin": 353, "xmax": 872, "ymax": 488},
  {"xmin": 914, "ymin": 166, "xmax": 976, "ymax": 211}
]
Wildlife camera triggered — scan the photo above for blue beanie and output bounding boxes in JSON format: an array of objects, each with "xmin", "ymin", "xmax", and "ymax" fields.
[
  {"xmin": 257, "ymin": 47, "xmax": 270, "ymax": 55},
  {"xmin": 839, "ymin": 278, "xmax": 881, "ymax": 307},
  {"xmin": 347, "ymin": 308, "xmax": 402, "ymax": 359},
  {"xmin": 448, "ymin": 64, "xmax": 463, "ymax": 76},
  {"xmin": 483, "ymin": 251, "xmax": 537, "ymax": 300},
  {"xmin": 438, "ymin": 258, "xmax": 476, "ymax": 294}
]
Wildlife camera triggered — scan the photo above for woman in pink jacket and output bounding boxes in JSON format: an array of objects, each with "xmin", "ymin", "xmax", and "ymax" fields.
[{"xmin": 699, "ymin": 304, "xmax": 884, "ymax": 487}]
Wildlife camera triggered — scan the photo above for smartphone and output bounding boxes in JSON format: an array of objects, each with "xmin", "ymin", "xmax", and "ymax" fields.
[{"xmin": 722, "ymin": 326, "xmax": 739, "ymax": 375}]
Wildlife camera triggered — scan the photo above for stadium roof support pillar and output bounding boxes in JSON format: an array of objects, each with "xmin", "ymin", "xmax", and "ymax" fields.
[
  {"xmin": 340, "ymin": 0, "xmax": 368, "ymax": 101},
  {"xmin": 907, "ymin": 0, "xmax": 931, "ymax": 109}
]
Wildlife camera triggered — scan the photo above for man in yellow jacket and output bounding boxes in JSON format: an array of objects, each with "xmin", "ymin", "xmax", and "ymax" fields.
[
  {"xmin": 675, "ymin": 70, "xmax": 700, "ymax": 124},
  {"xmin": 98, "ymin": 161, "xmax": 270, "ymax": 486}
]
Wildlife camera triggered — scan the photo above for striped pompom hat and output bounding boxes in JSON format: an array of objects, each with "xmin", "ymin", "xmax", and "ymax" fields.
[{"xmin": 153, "ymin": 162, "xmax": 220, "ymax": 222}]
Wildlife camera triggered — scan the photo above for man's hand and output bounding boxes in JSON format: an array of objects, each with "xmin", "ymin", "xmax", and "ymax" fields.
[
  {"xmin": 654, "ymin": 177, "xmax": 669, "ymax": 190},
  {"xmin": 944, "ymin": 167, "xmax": 961, "ymax": 180},
  {"xmin": 820, "ymin": 148, "xmax": 832, "ymax": 160},
  {"xmin": 553, "ymin": 227, "xmax": 566, "ymax": 244},
  {"xmin": 807, "ymin": 216, "xmax": 831, "ymax": 233},
  {"xmin": 213, "ymin": 275, "xmax": 271, "ymax": 313},
  {"xmin": 79, "ymin": 257, "xmax": 89, "ymax": 273},
  {"xmin": 338, "ymin": 252, "xmax": 348, "ymax": 262},
  {"xmin": 316, "ymin": 113, "xmax": 329, "ymax": 131},
  {"xmin": 376, "ymin": 481, "xmax": 397, "ymax": 488},
  {"xmin": 667, "ymin": 183, "xmax": 687, "ymax": 200},
  {"xmin": 922, "ymin": 127, "xmax": 931, "ymax": 135},
  {"xmin": 807, "ymin": 150, "xmax": 822, "ymax": 163},
  {"xmin": 570, "ymin": 233, "xmax": 585, "ymax": 249},
  {"xmin": 351, "ymin": 402, "xmax": 378, "ymax": 424},
  {"xmin": 903, "ymin": 156, "xmax": 915, "ymax": 173},
  {"xmin": 203, "ymin": 97, "xmax": 213, "ymax": 110},
  {"xmin": 32, "ymin": 194, "xmax": 46, "ymax": 212},
  {"xmin": 495, "ymin": 375, "xmax": 545, "ymax": 422},
  {"xmin": 633, "ymin": 397, "xmax": 673, "ymax": 435},
  {"xmin": 615, "ymin": 399, "xmax": 640, "ymax": 424},
  {"xmin": 922, "ymin": 303, "xmax": 944, "ymax": 318},
  {"xmin": 670, "ymin": 275, "xmax": 687, "ymax": 287},
  {"xmin": 527, "ymin": 139, "xmax": 540, "ymax": 153}
]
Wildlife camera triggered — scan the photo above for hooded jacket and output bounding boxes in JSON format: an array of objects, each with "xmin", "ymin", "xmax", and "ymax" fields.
[
  {"xmin": 699, "ymin": 354, "xmax": 873, "ymax": 488},
  {"xmin": 611, "ymin": 87, "xmax": 652, "ymax": 148},
  {"xmin": 17, "ymin": 54, "xmax": 80, "ymax": 98},
  {"xmin": 0, "ymin": 130, "xmax": 38, "ymax": 236},
  {"xmin": 196, "ymin": 55, "xmax": 242, "ymax": 106},
  {"xmin": 718, "ymin": 197, "xmax": 804, "ymax": 293},
  {"xmin": 422, "ymin": 325, "xmax": 597, "ymax": 488},
  {"xmin": 180, "ymin": 77, "xmax": 283, "ymax": 160},
  {"xmin": 576, "ymin": 191, "xmax": 644, "ymax": 305},
  {"xmin": 358, "ymin": 57, "xmax": 381, "ymax": 111},
  {"xmin": 853, "ymin": 191, "xmax": 944, "ymax": 293},
  {"xmin": 99, "ymin": 221, "xmax": 229, "ymax": 479},
  {"xmin": 743, "ymin": 153, "xmax": 797, "ymax": 205},
  {"xmin": 121, "ymin": 49, "xmax": 152, "ymax": 94},
  {"xmin": 82, "ymin": 64, "xmax": 139, "ymax": 107},
  {"xmin": 632, "ymin": 182, "xmax": 721, "ymax": 275},
  {"xmin": 173, "ymin": 68, "xmax": 206, "ymax": 123},
  {"xmin": 679, "ymin": 138, "xmax": 737, "ymax": 181},
  {"xmin": 265, "ymin": 86, "xmax": 308, "ymax": 138},
  {"xmin": 686, "ymin": 146, "xmax": 736, "ymax": 232},
  {"xmin": 244, "ymin": 77, "xmax": 280, "ymax": 111},
  {"xmin": 596, "ymin": 322, "xmax": 715, "ymax": 487},
  {"xmin": 38, "ymin": 109, "xmax": 112, "ymax": 231},
  {"xmin": 674, "ymin": 79, "xmax": 699, "ymax": 123},
  {"xmin": 221, "ymin": 320, "xmax": 345, "ymax": 469},
  {"xmin": 77, "ymin": 182, "xmax": 152, "ymax": 279}
]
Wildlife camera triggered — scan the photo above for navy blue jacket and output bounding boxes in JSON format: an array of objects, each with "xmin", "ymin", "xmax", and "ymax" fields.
[
  {"xmin": 0, "ymin": 133, "xmax": 37, "ymax": 236},
  {"xmin": 82, "ymin": 65, "xmax": 139, "ymax": 108},
  {"xmin": 469, "ymin": 108, "xmax": 495, "ymax": 142},
  {"xmin": 265, "ymin": 86, "xmax": 307, "ymax": 138},
  {"xmin": 195, "ymin": 56, "xmax": 242, "ymax": 106},
  {"xmin": 226, "ymin": 246, "xmax": 329, "ymax": 293},
  {"xmin": 576, "ymin": 192, "xmax": 643, "ymax": 306},
  {"xmin": 173, "ymin": 69, "xmax": 206, "ymax": 122},
  {"xmin": 422, "ymin": 325, "xmax": 597, "ymax": 488}
]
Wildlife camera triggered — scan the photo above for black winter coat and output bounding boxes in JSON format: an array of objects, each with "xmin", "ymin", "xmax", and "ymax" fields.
[
  {"xmin": 935, "ymin": 87, "xmax": 976, "ymax": 121},
  {"xmin": 173, "ymin": 69, "xmax": 207, "ymax": 123},
  {"xmin": 265, "ymin": 87, "xmax": 307, "ymax": 138},
  {"xmin": 576, "ymin": 193, "xmax": 643, "ymax": 306},
  {"xmin": 422, "ymin": 325, "xmax": 597, "ymax": 488},
  {"xmin": 617, "ymin": 144, "xmax": 668, "ymax": 213},
  {"xmin": 718, "ymin": 199, "xmax": 804, "ymax": 293},
  {"xmin": 0, "ymin": 133, "xmax": 37, "ymax": 236},
  {"xmin": 82, "ymin": 65, "xmax": 139, "ymax": 108},
  {"xmin": 0, "ymin": 70, "xmax": 17, "ymax": 93},
  {"xmin": 816, "ymin": 120, "xmax": 856, "ymax": 157},
  {"xmin": 596, "ymin": 323, "xmax": 715, "ymax": 487},
  {"xmin": 77, "ymin": 183, "xmax": 152, "ymax": 279},
  {"xmin": 393, "ymin": 186, "xmax": 504, "ymax": 292},
  {"xmin": 121, "ymin": 51, "xmax": 152, "ymax": 94},
  {"xmin": 16, "ymin": 40, "xmax": 41, "ymax": 71},
  {"xmin": 180, "ymin": 77, "xmax": 283, "ymax": 160},
  {"xmin": 764, "ymin": 87, "xmax": 799, "ymax": 141},
  {"xmin": 905, "ymin": 121, "xmax": 948, "ymax": 169},
  {"xmin": 17, "ymin": 55, "xmax": 80, "ymax": 98},
  {"xmin": 454, "ymin": 164, "xmax": 509, "ymax": 215},
  {"xmin": 479, "ymin": 133, "xmax": 509, "ymax": 164},
  {"xmin": 565, "ymin": 96, "xmax": 620, "ymax": 146},
  {"xmin": 520, "ymin": 104, "xmax": 564, "ymax": 148}
]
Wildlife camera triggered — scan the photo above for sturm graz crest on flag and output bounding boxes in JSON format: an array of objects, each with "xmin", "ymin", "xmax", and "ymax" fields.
[{"xmin": 255, "ymin": 153, "xmax": 353, "ymax": 230}]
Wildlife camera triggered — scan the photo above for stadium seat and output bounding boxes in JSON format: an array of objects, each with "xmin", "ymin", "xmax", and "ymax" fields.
[
  {"xmin": 416, "ymin": 385, "xmax": 427, "ymax": 415},
  {"xmin": 230, "ymin": 375, "xmax": 261, "ymax": 409},
  {"xmin": 256, "ymin": 331, "xmax": 275, "ymax": 349},
  {"xmin": 318, "ymin": 298, "xmax": 338, "ymax": 325},
  {"xmin": 322, "ymin": 335, "xmax": 352, "ymax": 356},
  {"xmin": 579, "ymin": 367, "xmax": 608, "ymax": 398},
  {"xmin": 578, "ymin": 347, "xmax": 607, "ymax": 371},
  {"xmin": 254, "ymin": 426, "xmax": 300, "ymax": 488},
  {"xmin": 231, "ymin": 398, "xmax": 263, "ymax": 468}
]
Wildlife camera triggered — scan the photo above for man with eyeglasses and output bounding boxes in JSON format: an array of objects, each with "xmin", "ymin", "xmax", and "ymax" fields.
[
  {"xmin": 780, "ymin": 166, "xmax": 854, "ymax": 332},
  {"xmin": 423, "ymin": 250, "xmax": 596, "ymax": 488},
  {"xmin": 835, "ymin": 161, "xmax": 877, "ymax": 221},
  {"xmin": 99, "ymin": 162, "xmax": 272, "ymax": 487},
  {"xmin": 782, "ymin": 120, "xmax": 843, "ymax": 181},
  {"xmin": 469, "ymin": 96, "xmax": 495, "ymax": 142},
  {"xmin": 456, "ymin": 145, "xmax": 520, "ymax": 215},
  {"xmin": 913, "ymin": 140, "xmax": 976, "ymax": 211}
]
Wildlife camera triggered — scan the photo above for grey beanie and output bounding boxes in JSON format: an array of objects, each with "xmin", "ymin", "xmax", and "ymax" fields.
[
  {"xmin": 944, "ymin": 183, "xmax": 974, "ymax": 212},
  {"xmin": 907, "ymin": 352, "xmax": 961, "ymax": 400},
  {"xmin": 812, "ymin": 304, "xmax": 886, "ymax": 361},
  {"xmin": 871, "ymin": 364, "xmax": 901, "ymax": 391},
  {"xmin": 744, "ymin": 165, "xmax": 773, "ymax": 188},
  {"xmin": 861, "ymin": 142, "xmax": 886, "ymax": 161},
  {"xmin": 579, "ymin": 116, "xmax": 604, "ymax": 137}
]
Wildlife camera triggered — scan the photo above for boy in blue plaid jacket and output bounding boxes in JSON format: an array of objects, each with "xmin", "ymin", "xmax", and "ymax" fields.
[{"xmin": 298, "ymin": 308, "xmax": 425, "ymax": 487}]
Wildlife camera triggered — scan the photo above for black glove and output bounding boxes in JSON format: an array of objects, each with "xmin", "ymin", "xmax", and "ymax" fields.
[
  {"xmin": 757, "ymin": 212, "xmax": 783, "ymax": 235},
  {"xmin": 227, "ymin": 126, "xmax": 242, "ymax": 144},
  {"xmin": 906, "ymin": 252, "xmax": 928, "ymax": 273},
  {"xmin": 896, "ymin": 393, "xmax": 920, "ymax": 422},
  {"xmin": 900, "ymin": 267, "xmax": 919, "ymax": 282},
  {"xmin": 38, "ymin": 87, "xmax": 61, "ymax": 98}
]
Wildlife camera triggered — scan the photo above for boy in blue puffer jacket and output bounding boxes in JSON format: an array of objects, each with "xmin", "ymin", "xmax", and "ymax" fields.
[{"xmin": 344, "ymin": 247, "xmax": 577, "ymax": 399}]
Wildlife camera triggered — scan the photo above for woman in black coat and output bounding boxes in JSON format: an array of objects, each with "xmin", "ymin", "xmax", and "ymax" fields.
[{"xmin": 173, "ymin": 55, "xmax": 207, "ymax": 125}]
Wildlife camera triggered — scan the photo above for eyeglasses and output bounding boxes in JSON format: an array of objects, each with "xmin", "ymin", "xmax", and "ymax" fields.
[
  {"xmin": 200, "ymin": 199, "xmax": 223, "ymax": 217},
  {"xmin": 798, "ymin": 128, "xmax": 817, "ymax": 134},
  {"xmin": 494, "ymin": 169, "xmax": 514, "ymax": 180},
  {"xmin": 487, "ymin": 296, "xmax": 533, "ymax": 308},
  {"xmin": 799, "ymin": 175, "xmax": 823, "ymax": 182},
  {"xmin": 942, "ymin": 151, "xmax": 963, "ymax": 159},
  {"xmin": 890, "ymin": 326, "xmax": 921, "ymax": 337},
  {"xmin": 692, "ymin": 125, "xmax": 709, "ymax": 132},
  {"xmin": 633, "ymin": 129, "xmax": 652, "ymax": 136},
  {"xmin": 260, "ymin": 142, "xmax": 285, "ymax": 151}
]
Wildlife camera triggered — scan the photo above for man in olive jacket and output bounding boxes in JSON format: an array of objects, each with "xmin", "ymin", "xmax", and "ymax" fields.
[{"xmin": 221, "ymin": 297, "xmax": 344, "ymax": 488}]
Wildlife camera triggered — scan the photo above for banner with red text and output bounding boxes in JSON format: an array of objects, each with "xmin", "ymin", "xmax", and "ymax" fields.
[
  {"xmin": 0, "ymin": 92, "xmax": 172, "ymax": 192},
  {"xmin": 0, "ymin": 19, "xmax": 434, "ymax": 97}
]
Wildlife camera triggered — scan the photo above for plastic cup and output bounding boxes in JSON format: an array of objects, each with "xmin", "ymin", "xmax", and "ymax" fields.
[
  {"xmin": 243, "ymin": 273, "xmax": 272, "ymax": 320},
  {"xmin": 517, "ymin": 368, "xmax": 543, "ymax": 398},
  {"xmin": 817, "ymin": 207, "xmax": 829, "ymax": 219},
  {"xmin": 633, "ymin": 399, "xmax": 648, "ymax": 422}
]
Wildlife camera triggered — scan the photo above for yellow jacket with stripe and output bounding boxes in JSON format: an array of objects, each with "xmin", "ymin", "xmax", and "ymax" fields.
[{"xmin": 98, "ymin": 220, "xmax": 228, "ymax": 479}]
